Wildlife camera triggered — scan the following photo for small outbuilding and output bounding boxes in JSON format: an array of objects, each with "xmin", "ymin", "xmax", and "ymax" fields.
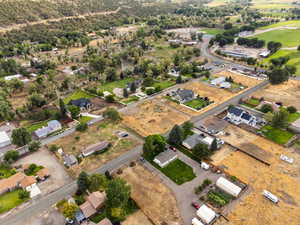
[
  {"xmin": 196, "ymin": 204, "xmax": 216, "ymax": 224},
  {"xmin": 192, "ymin": 218, "xmax": 204, "ymax": 225},
  {"xmin": 0, "ymin": 131, "xmax": 11, "ymax": 148},
  {"xmin": 153, "ymin": 150, "xmax": 178, "ymax": 168},
  {"xmin": 82, "ymin": 141, "xmax": 110, "ymax": 157},
  {"xmin": 216, "ymin": 177, "xmax": 242, "ymax": 197}
]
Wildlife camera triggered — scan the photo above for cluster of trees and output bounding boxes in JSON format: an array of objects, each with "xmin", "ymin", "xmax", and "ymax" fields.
[
  {"xmin": 77, "ymin": 171, "xmax": 132, "ymax": 221},
  {"xmin": 268, "ymin": 56, "xmax": 296, "ymax": 84},
  {"xmin": 236, "ymin": 37, "xmax": 265, "ymax": 48},
  {"xmin": 168, "ymin": 122, "xmax": 194, "ymax": 146},
  {"xmin": 264, "ymin": 107, "xmax": 296, "ymax": 129},
  {"xmin": 267, "ymin": 41, "xmax": 282, "ymax": 54}
]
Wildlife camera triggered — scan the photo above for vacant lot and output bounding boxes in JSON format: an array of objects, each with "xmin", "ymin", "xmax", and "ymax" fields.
[
  {"xmin": 122, "ymin": 210, "xmax": 153, "ymax": 225},
  {"xmin": 51, "ymin": 121, "xmax": 141, "ymax": 175},
  {"xmin": 214, "ymin": 70, "xmax": 262, "ymax": 87},
  {"xmin": 121, "ymin": 99, "xmax": 190, "ymax": 136},
  {"xmin": 14, "ymin": 148, "xmax": 72, "ymax": 194},
  {"xmin": 118, "ymin": 164, "xmax": 183, "ymax": 225},
  {"xmin": 253, "ymin": 80, "xmax": 300, "ymax": 109}
]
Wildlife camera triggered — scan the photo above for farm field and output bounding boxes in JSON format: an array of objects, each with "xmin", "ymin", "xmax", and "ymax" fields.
[
  {"xmin": 253, "ymin": 29, "xmax": 300, "ymax": 47},
  {"xmin": 118, "ymin": 164, "xmax": 183, "ymax": 225},
  {"xmin": 258, "ymin": 20, "xmax": 300, "ymax": 30},
  {"xmin": 121, "ymin": 98, "xmax": 191, "ymax": 137},
  {"xmin": 215, "ymin": 125, "xmax": 300, "ymax": 225},
  {"xmin": 51, "ymin": 121, "xmax": 141, "ymax": 176},
  {"xmin": 261, "ymin": 49, "xmax": 300, "ymax": 76},
  {"xmin": 252, "ymin": 80, "xmax": 300, "ymax": 109}
]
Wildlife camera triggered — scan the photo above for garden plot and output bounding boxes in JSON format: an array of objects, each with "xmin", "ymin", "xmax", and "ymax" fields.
[
  {"xmin": 214, "ymin": 145, "xmax": 300, "ymax": 225},
  {"xmin": 252, "ymin": 80, "xmax": 300, "ymax": 109},
  {"xmin": 121, "ymin": 99, "xmax": 190, "ymax": 137},
  {"xmin": 118, "ymin": 164, "xmax": 183, "ymax": 225},
  {"xmin": 51, "ymin": 121, "xmax": 141, "ymax": 176}
]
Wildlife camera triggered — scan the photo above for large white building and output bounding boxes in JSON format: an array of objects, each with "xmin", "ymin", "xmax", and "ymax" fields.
[
  {"xmin": 0, "ymin": 131, "xmax": 11, "ymax": 148},
  {"xmin": 216, "ymin": 177, "xmax": 242, "ymax": 197},
  {"xmin": 196, "ymin": 204, "xmax": 216, "ymax": 224}
]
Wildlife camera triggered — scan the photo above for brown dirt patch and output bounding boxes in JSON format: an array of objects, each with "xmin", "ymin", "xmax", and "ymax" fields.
[
  {"xmin": 215, "ymin": 125, "xmax": 300, "ymax": 225},
  {"xmin": 214, "ymin": 70, "xmax": 262, "ymax": 87},
  {"xmin": 122, "ymin": 210, "xmax": 153, "ymax": 225},
  {"xmin": 253, "ymin": 79, "xmax": 300, "ymax": 109},
  {"xmin": 121, "ymin": 99, "xmax": 190, "ymax": 137},
  {"xmin": 118, "ymin": 164, "xmax": 183, "ymax": 225}
]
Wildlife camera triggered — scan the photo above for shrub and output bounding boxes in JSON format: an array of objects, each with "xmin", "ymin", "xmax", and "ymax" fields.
[
  {"xmin": 260, "ymin": 104, "xmax": 273, "ymax": 113},
  {"xmin": 19, "ymin": 190, "xmax": 30, "ymax": 200},
  {"xmin": 4, "ymin": 150, "xmax": 19, "ymax": 162},
  {"xmin": 287, "ymin": 106, "xmax": 297, "ymax": 114},
  {"xmin": 76, "ymin": 123, "xmax": 88, "ymax": 132},
  {"xmin": 49, "ymin": 144, "xmax": 59, "ymax": 152}
]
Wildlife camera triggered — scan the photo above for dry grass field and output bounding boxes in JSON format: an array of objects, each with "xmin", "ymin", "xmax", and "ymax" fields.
[
  {"xmin": 214, "ymin": 125, "xmax": 300, "ymax": 225},
  {"xmin": 253, "ymin": 80, "xmax": 300, "ymax": 109},
  {"xmin": 52, "ymin": 121, "xmax": 141, "ymax": 176},
  {"xmin": 214, "ymin": 70, "xmax": 262, "ymax": 87},
  {"xmin": 121, "ymin": 99, "xmax": 190, "ymax": 136},
  {"xmin": 118, "ymin": 164, "xmax": 183, "ymax": 225},
  {"xmin": 122, "ymin": 210, "xmax": 153, "ymax": 225}
]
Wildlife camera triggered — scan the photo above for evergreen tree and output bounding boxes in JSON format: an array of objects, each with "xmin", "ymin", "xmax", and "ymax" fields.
[
  {"xmin": 59, "ymin": 98, "xmax": 67, "ymax": 118},
  {"xmin": 123, "ymin": 88, "xmax": 129, "ymax": 98},
  {"xmin": 11, "ymin": 128, "xmax": 31, "ymax": 147},
  {"xmin": 130, "ymin": 82, "xmax": 136, "ymax": 93},
  {"xmin": 77, "ymin": 171, "xmax": 90, "ymax": 193},
  {"xmin": 168, "ymin": 125, "xmax": 184, "ymax": 145},
  {"xmin": 176, "ymin": 75, "xmax": 182, "ymax": 84},
  {"xmin": 210, "ymin": 138, "xmax": 218, "ymax": 151}
]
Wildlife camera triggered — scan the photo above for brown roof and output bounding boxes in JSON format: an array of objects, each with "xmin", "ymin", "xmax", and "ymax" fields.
[
  {"xmin": 79, "ymin": 201, "xmax": 97, "ymax": 218},
  {"xmin": 96, "ymin": 218, "xmax": 113, "ymax": 225},
  {"xmin": 87, "ymin": 191, "xmax": 106, "ymax": 209},
  {"xmin": 20, "ymin": 176, "xmax": 36, "ymax": 188},
  {"xmin": 36, "ymin": 168, "xmax": 50, "ymax": 179},
  {"xmin": 82, "ymin": 141, "xmax": 110, "ymax": 156},
  {"xmin": 0, "ymin": 172, "xmax": 25, "ymax": 193}
]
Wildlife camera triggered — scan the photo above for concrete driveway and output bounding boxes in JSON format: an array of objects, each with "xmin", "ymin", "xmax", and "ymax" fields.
[{"xmin": 144, "ymin": 151, "xmax": 222, "ymax": 225}]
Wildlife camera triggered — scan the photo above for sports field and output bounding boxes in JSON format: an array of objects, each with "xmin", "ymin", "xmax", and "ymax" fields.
[
  {"xmin": 261, "ymin": 49, "xmax": 300, "ymax": 76},
  {"xmin": 253, "ymin": 29, "xmax": 300, "ymax": 47}
]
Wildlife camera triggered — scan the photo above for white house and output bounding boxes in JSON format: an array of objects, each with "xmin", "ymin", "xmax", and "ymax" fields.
[
  {"xmin": 4, "ymin": 74, "xmax": 23, "ymax": 81},
  {"xmin": 196, "ymin": 204, "xmax": 216, "ymax": 224},
  {"xmin": 153, "ymin": 150, "xmax": 177, "ymax": 168},
  {"xmin": 211, "ymin": 77, "xmax": 226, "ymax": 86},
  {"xmin": 0, "ymin": 131, "xmax": 11, "ymax": 148},
  {"xmin": 216, "ymin": 177, "xmax": 242, "ymax": 197},
  {"xmin": 226, "ymin": 106, "xmax": 257, "ymax": 127},
  {"xmin": 220, "ymin": 81, "xmax": 231, "ymax": 89},
  {"xmin": 34, "ymin": 120, "xmax": 62, "ymax": 139},
  {"xmin": 182, "ymin": 133, "xmax": 215, "ymax": 150}
]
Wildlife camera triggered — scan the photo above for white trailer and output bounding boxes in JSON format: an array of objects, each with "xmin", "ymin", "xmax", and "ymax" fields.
[
  {"xmin": 192, "ymin": 218, "xmax": 204, "ymax": 225},
  {"xmin": 263, "ymin": 190, "xmax": 279, "ymax": 204}
]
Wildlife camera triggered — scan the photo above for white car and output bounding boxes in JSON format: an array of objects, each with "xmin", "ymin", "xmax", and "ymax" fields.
[{"xmin": 280, "ymin": 154, "xmax": 294, "ymax": 164}]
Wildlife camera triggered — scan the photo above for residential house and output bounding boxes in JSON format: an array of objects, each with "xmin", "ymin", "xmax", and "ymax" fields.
[
  {"xmin": 34, "ymin": 120, "xmax": 62, "ymax": 139},
  {"xmin": 96, "ymin": 218, "xmax": 113, "ymax": 225},
  {"xmin": 220, "ymin": 81, "xmax": 231, "ymax": 89},
  {"xmin": 226, "ymin": 106, "xmax": 257, "ymax": 127},
  {"xmin": 69, "ymin": 98, "xmax": 92, "ymax": 111},
  {"xmin": 196, "ymin": 116, "xmax": 228, "ymax": 134},
  {"xmin": 168, "ymin": 69, "xmax": 180, "ymax": 77},
  {"xmin": 289, "ymin": 117, "xmax": 300, "ymax": 133},
  {"xmin": 153, "ymin": 150, "xmax": 178, "ymax": 168},
  {"xmin": 172, "ymin": 89, "xmax": 195, "ymax": 103},
  {"xmin": 182, "ymin": 133, "xmax": 215, "ymax": 150},
  {"xmin": 63, "ymin": 154, "xmax": 78, "ymax": 167},
  {"xmin": 126, "ymin": 80, "xmax": 143, "ymax": 91},
  {"xmin": 0, "ymin": 131, "xmax": 11, "ymax": 148},
  {"xmin": 221, "ymin": 50, "xmax": 250, "ymax": 59},
  {"xmin": 81, "ymin": 141, "xmax": 110, "ymax": 157},
  {"xmin": 79, "ymin": 191, "xmax": 106, "ymax": 219},
  {"xmin": 211, "ymin": 77, "xmax": 226, "ymax": 86}
]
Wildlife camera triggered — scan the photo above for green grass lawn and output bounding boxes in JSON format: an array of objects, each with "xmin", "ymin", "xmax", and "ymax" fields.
[
  {"xmin": 253, "ymin": 29, "xmax": 300, "ymax": 47},
  {"xmin": 152, "ymin": 158, "xmax": 196, "ymax": 185},
  {"xmin": 184, "ymin": 98, "xmax": 209, "ymax": 110},
  {"xmin": 26, "ymin": 120, "xmax": 49, "ymax": 133},
  {"xmin": 259, "ymin": 20, "xmax": 300, "ymax": 30},
  {"xmin": 64, "ymin": 90, "xmax": 95, "ymax": 104},
  {"xmin": 0, "ymin": 164, "xmax": 16, "ymax": 179},
  {"xmin": 260, "ymin": 125, "xmax": 294, "ymax": 145},
  {"xmin": 153, "ymin": 80, "xmax": 175, "ymax": 90},
  {"xmin": 121, "ymin": 95, "xmax": 139, "ymax": 104},
  {"xmin": 0, "ymin": 189, "xmax": 28, "ymax": 214},
  {"xmin": 288, "ymin": 112, "xmax": 300, "ymax": 123},
  {"xmin": 201, "ymin": 28, "xmax": 224, "ymax": 35},
  {"xmin": 261, "ymin": 49, "xmax": 300, "ymax": 76},
  {"xmin": 78, "ymin": 116, "xmax": 93, "ymax": 124},
  {"xmin": 98, "ymin": 78, "xmax": 134, "ymax": 93}
]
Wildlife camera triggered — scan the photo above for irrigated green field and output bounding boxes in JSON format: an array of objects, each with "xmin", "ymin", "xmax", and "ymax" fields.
[
  {"xmin": 262, "ymin": 49, "xmax": 300, "ymax": 76},
  {"xmin": 259, "ymin": 20, "xmax": 300, "ymax": 30},
  {"xmin": 254, "ymin": 29, "xmax": 300, "ymax": 47}
]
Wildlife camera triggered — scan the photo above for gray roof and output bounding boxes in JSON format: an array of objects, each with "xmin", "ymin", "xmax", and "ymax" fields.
[
  {"xmin": 154, "ymin": 150, "xmax": 177, "ymax": 164},
  {"xmin": 177, "ymin": 89, "xmax": 194, "ymax": 101},
  {"xmin": 63, "ymin": 154, "xmax": 78, "ymax": 167},
  {"xmin": 34, "ymin": 127, "xmax": 50, "ymax": 138},
  {"xmin": 183, "ymin": 133, "xmax": 201, "ymax": 149},
  {"xmin": 228, "ymin": 106, "xmax": 244, "ymax": 117},
  {"xmin": 82, "ymin": 141, "xmax": 110, "ymax": 156},
  {"xmin": 196, "ymin": 116, "xmax": 228, "ymax": 133}
]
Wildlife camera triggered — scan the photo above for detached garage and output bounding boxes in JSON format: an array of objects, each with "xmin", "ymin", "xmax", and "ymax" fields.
[
  {"xmin": 196, "ymin": 204, "xmax": 216, "ymax": 224},
  {"xmin": 216, "ymin": 177, "xmax": 242, "ymax": 197},
  {"xmin": 0, "ymin": 131, "xmax": 11, "ymax": 148}
]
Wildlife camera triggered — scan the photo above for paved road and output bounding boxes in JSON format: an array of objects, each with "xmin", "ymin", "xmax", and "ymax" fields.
[{"xmin": 1, "ymin": 145, "xmax": 142, "ymax": 225}]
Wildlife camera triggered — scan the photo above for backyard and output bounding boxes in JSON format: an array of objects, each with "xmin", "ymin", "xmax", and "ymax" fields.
[
  {"xmin": 97, "ymin": 77, "xmax": 134, "ymax": 93},
  {"xmin": 153, "ymin": 158, "xmax": 196, "ymax": 185},
  {"xmin": 0, "ymin": 189, "xmax": 29, "ymax": 214},
  {"xmin": 184, "ymin": 98, "xmax": 210, "ymax": 110},
  {"xmin": 260, "ymin": 125, "xmax": 294, "ymax": 145},
  {"xmin": 26, "ymin": 120, "xmax": 49, "ymax": 133},
  {"xmin": 64, "ymin": 90, "xmax": 95, "ymax": 104}
]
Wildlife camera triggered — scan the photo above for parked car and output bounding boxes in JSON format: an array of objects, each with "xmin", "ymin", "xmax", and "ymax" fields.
[
  {"xmin": 169, "ymin": 146, "xmax": 177, "ymax": 152},
  {"xmin": 191, "ymin": 202, "xmax": 200, "ymax": 209},
  {"xmin": 140, "ymin": 157, "xmax": 145, "ymax": 163}
]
